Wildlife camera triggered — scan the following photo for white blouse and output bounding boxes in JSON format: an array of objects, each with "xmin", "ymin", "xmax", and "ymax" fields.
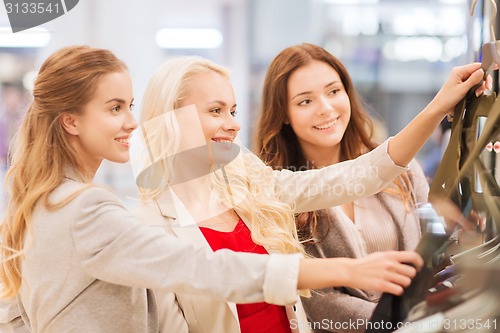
[{"xmin": 333, "ymin": 195, "xmax": 399, "ymax": 256}]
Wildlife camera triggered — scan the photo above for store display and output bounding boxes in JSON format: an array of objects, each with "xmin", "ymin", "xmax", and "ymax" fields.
[{"xmin": 367, "ymin": 3, "xmax": 500, "ymax": 329}]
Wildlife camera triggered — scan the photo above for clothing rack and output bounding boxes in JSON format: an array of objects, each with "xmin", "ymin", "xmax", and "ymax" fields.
[{"xmin": 367, "ymin": 2, "xmax": 500, "ymax": 328}]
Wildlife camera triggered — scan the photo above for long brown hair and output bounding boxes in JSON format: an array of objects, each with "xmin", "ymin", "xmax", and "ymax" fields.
[
  {"xmin": 0, "ymin": 45, "xmax": 127, "ymax": 298},
  {"xmin": 253, "ymin": 43, "xmax": 413, "ymax": 241}
]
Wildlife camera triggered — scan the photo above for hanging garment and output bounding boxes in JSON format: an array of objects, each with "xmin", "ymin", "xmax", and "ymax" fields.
[{"xmin": 367, "ymin": 92, "xmax": 500, "ymax": 333}]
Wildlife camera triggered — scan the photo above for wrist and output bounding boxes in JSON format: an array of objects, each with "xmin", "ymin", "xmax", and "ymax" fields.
[
  {"xmin": 327, "ymin": 258, "xmax": 353, "ymax": 288},
  {"xmin": 424, "ymin": 99, "xmax": 448, "ymax": 119}
]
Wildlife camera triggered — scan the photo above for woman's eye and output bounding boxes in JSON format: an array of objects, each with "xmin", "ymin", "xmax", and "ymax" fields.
[
  {"xmin": 210, "ymin": 108, "xmax": 221, "ymax": 114},
  {"xmin": 129, "ymin": 103, "xmax": 135, "ymax": 111},
  {"xmin": 230, "ymin": 110, "xmax": 237, "ymax": 117},
  {"xmin": 329, "ymin": 89, "xmax": 340, "ymax": 95},
  {"xmin": 111, "ymin": 106, "xmax": 120, "ymax": 113},
  {"xmin": 298, "ymin": 99, "xmax": 312, "ymax": 106}
]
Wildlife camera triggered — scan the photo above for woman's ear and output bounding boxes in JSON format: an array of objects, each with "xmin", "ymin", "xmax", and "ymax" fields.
[
  {"xmin": 283, "ymin": 118, "xmax": 290, "ymax": 125},
  {"xmin": 60, "ymin": 113, "xmax": 79, "ymax": 136}
]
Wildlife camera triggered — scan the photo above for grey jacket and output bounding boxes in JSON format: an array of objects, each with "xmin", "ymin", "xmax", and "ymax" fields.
[
  {"xmin": 300, "ymin": 160, "xmax": 429, "ymax": 333},
  {"xmin": 2, "ymin": 176, "xmax": 300, "ymax": 333}
]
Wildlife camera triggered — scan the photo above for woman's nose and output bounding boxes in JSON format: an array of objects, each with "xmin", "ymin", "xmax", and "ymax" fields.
[
  {"xmin": 318, "ymin": 95, "xmax": 334, "ymax": 115},
  {"xmin": 223, "ymin": 114, "xmax": 241, "ymax": 132},
  {"xmin": 126, "ymin": 110, "xmax": 139, "ymax": 131}
]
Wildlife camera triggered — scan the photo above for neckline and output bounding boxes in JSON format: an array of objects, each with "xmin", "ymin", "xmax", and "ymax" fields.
[
  {"xmin": 335, "ymin": 205, "xmax": 356, "ymax": 225},
  {"xmin": 199, "ymin": 218, "xmax": 244, "ymax": 234}
]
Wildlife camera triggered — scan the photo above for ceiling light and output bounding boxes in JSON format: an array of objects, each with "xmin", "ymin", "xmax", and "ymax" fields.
[
  {"xmin": 155, "ymin": 28, "xmax": 223, "ymax": 49},
  {"xmin": 0, "ymin": 27, "xmax": 51, "ymax": 48},
  {"xmin": 324, "ymin": 0, "xmax": 379, "ymax": 4}
]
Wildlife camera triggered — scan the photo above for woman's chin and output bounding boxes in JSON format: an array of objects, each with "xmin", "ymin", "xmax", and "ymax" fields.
[{"xmin": 209, "ymin": 142, "xmax": 240, "ymax": 166}]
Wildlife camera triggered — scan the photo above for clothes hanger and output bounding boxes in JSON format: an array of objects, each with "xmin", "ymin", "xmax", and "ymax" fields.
[
  {"xmin": 450, "ymin": 234, "xmax": 499, "ymax": 263},
  {"xmin": 471, "ymin": 0, "xmax": 500, "ymax": 82}
]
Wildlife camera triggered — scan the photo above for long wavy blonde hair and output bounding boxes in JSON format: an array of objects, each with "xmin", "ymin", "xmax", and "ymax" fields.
[
  {"xmin": 0, "ymin": 46, "xmax": 127, "ymax": 299},
  {"xmin": 138, "ymin": 56, "xmax": 305, "ymax": 256}
]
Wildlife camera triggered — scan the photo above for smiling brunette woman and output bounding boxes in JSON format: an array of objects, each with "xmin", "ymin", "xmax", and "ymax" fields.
[{"xmin": 253, "ymin": 43, "xmax": 434, "ymax": 333}]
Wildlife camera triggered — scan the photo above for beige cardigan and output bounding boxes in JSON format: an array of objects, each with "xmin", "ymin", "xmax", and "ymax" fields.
[
  {"xmin": 300, "ymin": 160, "xmax": 429, "ymax": 333},
  {"xmin": 133, "ymin": 139, "xmax": 408, "ymax": 333}
]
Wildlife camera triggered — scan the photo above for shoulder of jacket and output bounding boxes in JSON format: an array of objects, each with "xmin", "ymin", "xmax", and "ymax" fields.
[{"xmin": 52, "ymin": 180, "xmax": 121, "ymax": 207}]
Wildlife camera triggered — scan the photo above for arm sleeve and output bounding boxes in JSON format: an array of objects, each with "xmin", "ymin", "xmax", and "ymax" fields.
[
  {"xmin": 301, "ymin": 289, "xmax": 376, "ymax": 333},
  {"xmin": 0, "ymin": 299, "xmax": 29, "ymax": 333},
  {"xmin": 70, "ymin": 186, "xmax": 301, "ymax": 305},
  {"xmin": 408, "ymin": 159, "xmax": 430, "ymax": 204},
  {"xmin": 273, "ymin": 139, "xmax": 409, "ymax": 213}
]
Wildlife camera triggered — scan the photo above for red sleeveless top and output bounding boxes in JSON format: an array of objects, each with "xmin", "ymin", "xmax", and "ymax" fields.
[{"xmin": 199, "ymin": 219, "xmax": 292, "ymax": 333}]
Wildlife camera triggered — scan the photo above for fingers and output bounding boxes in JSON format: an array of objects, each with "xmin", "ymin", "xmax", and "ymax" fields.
[
  {"xmin": 377, "ymin": 281, "xmax": 405, "ymax": 296},
  {"xmin": 433, "ymin": 63, "xmax": 487, "ymax": 114},
  {"xmin": 468, "ymin": 210, "xmax": 486, "ymax": 231},
  {"xmin": 386, "ymin": 250, "xmax": 424, "ymax": 271},
  {"xmin": 468, "ymin": 68, "xmax": 484, "ymax": 84},
  {"xmin": 378, "ymin": 252, "xmax": 419, "ymax": 294},
  {"xmin": 474, "ymin": 71, "xmax": 493, "ymax": 97},
  {"xmin": 430, "ymin": 196, "xmax": 471, "ymax": 231},
  {"xmin": 366, "ymin": 268, "xmax": 412, "ymax": 296},
  {"xmin": 352, "ymin": 251, "xmax": 423, "ymax": 296},
  {"xmin": 377, "ymin": 264, "xmax": 415, "ymax": 295},
  {"xmin": 453, "ymin": 63, "xmax": 492, "ymax": 97},
  {"xmin": 484, "ymin": 73, "xmax": 494, "ymax": 90},
  {"xmin": 454, "ymin": 62, "xmax": 482, "ymax": 80}
]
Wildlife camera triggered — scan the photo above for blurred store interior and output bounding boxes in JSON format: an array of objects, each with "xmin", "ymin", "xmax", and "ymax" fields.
[{"xmin": 0, "ymin": 0, "xmax": 498, "ymax": 209}]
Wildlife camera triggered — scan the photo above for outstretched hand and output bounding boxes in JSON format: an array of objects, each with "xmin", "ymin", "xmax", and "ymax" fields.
[
  {"xmin": 298, "ymin": 250, "xmax": 423, "ymax": 293},
  {"xmin": 344, "ymin": 251, "xmax": 424, "ymax": 296},
  {"xmin": 431, "ymin": 63, "xmax": 494, "ymax": 118}
]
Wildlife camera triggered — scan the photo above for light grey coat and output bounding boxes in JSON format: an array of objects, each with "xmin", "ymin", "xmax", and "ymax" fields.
[{"xmin": 1, "ymin": 175, "xmax": 301, "ymax": 333}]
